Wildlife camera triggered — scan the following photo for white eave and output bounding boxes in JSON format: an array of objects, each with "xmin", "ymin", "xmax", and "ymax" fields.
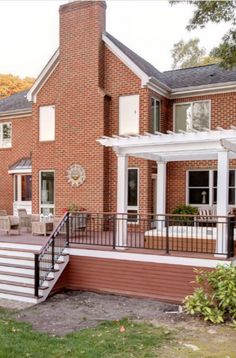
[
  {"xmin": 27, "ymin": 49, "xmax": 60, "ymax": 103},
  {"xmin": 0, "ymin": 108, "xmax": 32, "ymax": 118},
  {"xmin": 170, "ymin": 81, "xmax": 236, "ymax": 99}
]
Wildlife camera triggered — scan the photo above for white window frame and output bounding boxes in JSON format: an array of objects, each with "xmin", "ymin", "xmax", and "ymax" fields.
[
  {"xmin": 151, "ymin": 97, "xmax": 161, "ymax": 133},
  {"xmin": 39, "ymin": 105, "xmax": 55, "ymax": 142},
  {"xmin": 39, "ymin": 170, "xmax": 55, "ymax": 215},
  {"xmin": 127, "ymin": 167, "xmax": 139, "ymax": 223},
  {"xmin": 173, "ymin": 100, "xmax": 211, "ymax": 132},
  {"xmin": 0, "ymin": 122, "xmax": 12, "ymax": 148},
  {"xmin": 186, "ymin": 169, "xmax": 236, "ymax": 208}
]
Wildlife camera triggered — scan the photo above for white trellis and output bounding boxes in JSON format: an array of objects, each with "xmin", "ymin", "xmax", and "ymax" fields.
[{"xmin": 97, "ymin": 127, "xmax": 236, "ymax": 254}]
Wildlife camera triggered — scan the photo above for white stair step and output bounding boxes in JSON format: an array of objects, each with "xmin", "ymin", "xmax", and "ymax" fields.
[
  {"xmin": 0, "ymin": 274, "xmax": 34, "ymax": 285},
  {"xmin": 0, "ymin": 250, "xmax": 34, "ymax": 258},
  {"xmin": 0, "ymin": 289, "xmax": 40, "ymax": 304},
  {"xmin": 0, "ymin": 243, "xmax": 43, "ymax": 251},
  {"xmin": 0, "ymin": 282, "xmax": 47, "ymax": 296}
]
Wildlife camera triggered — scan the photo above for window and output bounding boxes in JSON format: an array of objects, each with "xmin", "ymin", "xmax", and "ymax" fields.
[
  {"xmin": 0, "ymin": 123, "xmax": 12, "ymax": 148},
  {"xmin": 151, "ymin": 98, "xmax": 160, "ymax": 133},
  {"xmin": 14, "ymin": 175, "xmax": 32, "ymax": 202},
  {"xmin": 175, "ymin": 101, "xmax": 210, "ymax": 132},
  {"xmin": 39, "ymin": 105, "xmax": 55, "ymax": 141},
  {"xmin": 127, "ymin": 168, "xmax": 139, "ymax": 222},
  {"xmin": 188, "ymin": 170, "xmax": 236, "ymax": 206},
  {"xmin": 40, "ymin": 171, "xmax": 55, "ymax": 215},
  {"xmin": 119, "ymin": 95, "xmax": 139, "ymax": 135}
]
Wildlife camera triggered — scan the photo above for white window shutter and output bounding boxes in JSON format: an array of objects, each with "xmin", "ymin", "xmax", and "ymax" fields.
[{"xmin": 39, "ymin": 106, "xmax": 55, "ymax": 141}]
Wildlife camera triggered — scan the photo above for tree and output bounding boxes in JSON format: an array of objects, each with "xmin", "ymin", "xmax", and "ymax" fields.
[
  {"xmin": 170, "ymin": 0, "xmax": 236, "ymax": 68},
  {"xmin": 171, "ymin": 38, "xmax": 219, "ymax": 69},
  {"xmin": 0, "ymin": 74, "xmax": 35, "ymax": 99}
]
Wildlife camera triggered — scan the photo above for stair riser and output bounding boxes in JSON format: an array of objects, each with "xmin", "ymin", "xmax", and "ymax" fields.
[
  {"xmin": 0, "ymin": 274, "xmax": 34, "ymax": 285},
  {"xmin": 0, "ymin": 243, "xmax": 42, "ymax": 251},
  {"xmin": 0, "ymin": 284, "xmax": 44, "ymax": 296},
  {"xmin": 0, "ymin": 251, "xmax": 34, "ymax": 259},
  {"xmin": 0, "ymin": 266, "xmax": 34, "ymax": 275},
  {"xmin": 0, "ymin": 292, "xmax": 38, "ymax": 304},
  {"xmin": 0, "ymin": 258, "xmax": 34, "ymax": 266}
]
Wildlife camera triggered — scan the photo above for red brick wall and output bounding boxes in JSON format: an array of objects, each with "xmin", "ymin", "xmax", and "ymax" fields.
[
  {"xmin": 0, "ymin": 115, "xmax": 32, "ymax": 214},
  {"xmin": 32, "ymin": 1, "xmax": 107, "ymax": 216}
]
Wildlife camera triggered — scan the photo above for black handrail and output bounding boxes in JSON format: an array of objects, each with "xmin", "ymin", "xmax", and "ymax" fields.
[{"xmin": 34, "ymin": 212, "xmax": 70, "ymax": 297}]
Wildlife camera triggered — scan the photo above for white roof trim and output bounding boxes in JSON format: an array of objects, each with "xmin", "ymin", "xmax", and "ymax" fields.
[
  {"xmin": 171, "ymin": 81, "xmax": 236, "ymax": 98},
  {"xmin": 27, "ymin": 49, "xmax": 60, "ymax": 103},
  {"xmin": 97, "ymin": 128, "xmax": 236, "ymax": 162},
  {"xmin": 103, "ymin": 34, "xmax": 150, "ymax": 87},
  {"xmin": 8, "ymin": 168, "xmax": 32, "ymax": 174}
]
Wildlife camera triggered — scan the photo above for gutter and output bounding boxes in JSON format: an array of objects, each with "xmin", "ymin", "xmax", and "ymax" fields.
[{"xmin": 0, "ymin": 108, "xmax": 32, "ymax": 118}]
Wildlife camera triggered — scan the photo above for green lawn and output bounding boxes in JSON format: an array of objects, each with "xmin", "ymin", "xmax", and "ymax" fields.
[{"xmin": 0, "ymin": 309, "xmax": 171, "ymax": 358}]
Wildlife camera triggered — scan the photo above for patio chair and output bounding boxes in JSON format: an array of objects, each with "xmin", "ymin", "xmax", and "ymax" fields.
[
  {"xmin": 17, "ymin": 209, "xmax": 40, "ymax": 232},
  {"xmin": 0, "ymin": 216, "xmax": 20, "ymax": 235},
  {"xmin": 194, "ymin": 207, "xmax": 217, "ymax": 226}
]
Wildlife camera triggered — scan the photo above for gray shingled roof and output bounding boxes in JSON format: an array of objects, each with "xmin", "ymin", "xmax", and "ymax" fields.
[
  {"xmin": 0, "ymin": 90, "xmax": 32, "ymax": 115},
  {"xmin": 9, "ymin": 157, "xmax": 32, "ymax": 171},
  {"xmin": 163, "ymin": 64, "xmax": 236, "ymax": 89},
  {"xmin": 106, "ymin": 32, "xmax": 236, "ymax": 89},
  {"xmin": 2, "ymin": 34, "xmax": 236, "ymax": 115},
  {"xmin": 105, "ymin": 32, "xmax": 169, "ymax": 86}
]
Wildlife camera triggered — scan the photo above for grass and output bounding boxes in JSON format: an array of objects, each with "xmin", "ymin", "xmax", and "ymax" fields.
[{"xmin": 0, "ymin": 308, "xmax": 171, "ymax": 358}]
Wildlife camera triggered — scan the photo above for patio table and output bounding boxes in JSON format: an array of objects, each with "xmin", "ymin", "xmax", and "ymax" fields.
[{"xmin": 32, "ymin": 221, "xmax": 53, "ymax": 236}]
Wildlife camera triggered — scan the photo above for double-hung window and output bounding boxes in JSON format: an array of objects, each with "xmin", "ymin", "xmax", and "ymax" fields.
[
  {"xmin": 175, "ymin": 101, "xmax": 210, "ymax": 132},
  {"xmin": 40, "ymin": 171, "xmax": 55, "ymax": 215},
  {"xmin": 151, "ymin": 98, "xmax": 160, "ymax": 133},
  {"xmin": 188, "ymin": 169, "xmax": 236, "ymax": 206},
  {"xmin": 0, "ymin": 123, "xmax": 12, "ymax": 148}
]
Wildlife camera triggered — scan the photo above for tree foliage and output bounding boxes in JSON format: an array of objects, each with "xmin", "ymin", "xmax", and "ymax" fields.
[
  {"xmin": 170, "ymin": 0, "xmax": 236, "ymax": 68},
  {"xmin": 0, "ymin": 74, "xmax": 35, "ymax": 99},
  {"xmin": 171, "ymin": 38, "xmax": 220, "ymax": 69}
]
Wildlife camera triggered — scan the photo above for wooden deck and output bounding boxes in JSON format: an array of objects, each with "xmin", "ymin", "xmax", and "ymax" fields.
[{"xmin": 0, "ymin": 229, "xmax": 233, "ymax": 260}]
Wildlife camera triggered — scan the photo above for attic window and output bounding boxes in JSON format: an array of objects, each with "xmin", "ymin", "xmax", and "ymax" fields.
[{"xmin": 0, "ymin": 122, "xmax": 12, "ymax": 148}]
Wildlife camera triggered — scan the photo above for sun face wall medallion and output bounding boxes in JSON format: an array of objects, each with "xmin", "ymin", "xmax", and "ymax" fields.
[{"xmin": 66, "ymin": 164, "xmax": 86, "ymax": 187}]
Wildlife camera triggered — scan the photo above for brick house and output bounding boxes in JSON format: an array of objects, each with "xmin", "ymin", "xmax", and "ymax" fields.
[{"xmin": 0, "ymin": 0, "xmax": 235, "ymax": 303}]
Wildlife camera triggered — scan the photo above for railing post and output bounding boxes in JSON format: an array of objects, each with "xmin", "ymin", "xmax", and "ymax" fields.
[
  {"xmin": 112, "ymin": 214, "xmax": 116, "ymax": 250},
  {"xmin": 227, "ymin": 215, "xmax": 234, "ymax": 258},
  {"xmin": 51, "ymin": 237, "xmax": 55, "ymax": 270},
  {"xmin": 166, "ymin": 216, "xmax": 169, "ymax": 254},
  {"xmin": 66, "ymin": 214, "xmax": 70, "ymax": 246},
  {"xmin": 34, "ymin": 253, "xmax": 39, "ymax": 297}
]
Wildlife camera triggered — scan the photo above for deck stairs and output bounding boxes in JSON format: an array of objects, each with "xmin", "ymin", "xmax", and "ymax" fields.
[{"xmin": 0, "ymin": 241, "xmax": 69, "ymax": 304}]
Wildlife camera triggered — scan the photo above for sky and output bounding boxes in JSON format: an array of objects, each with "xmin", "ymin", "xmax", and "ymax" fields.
[{"xmin": 0, "ymin": 0, "xmax": 231, "ymax": 79}]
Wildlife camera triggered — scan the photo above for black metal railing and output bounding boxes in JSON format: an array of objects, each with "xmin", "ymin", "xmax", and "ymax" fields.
[
  {"xmin": 34, "ymin": 212, "xmax": 69, "ymax": 297},
  {"xmin": 67, "ymin": 212, "xmax": 235, "ymax": 258}
]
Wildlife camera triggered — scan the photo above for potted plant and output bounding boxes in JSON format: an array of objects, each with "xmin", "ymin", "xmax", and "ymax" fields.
[{"xmin": 63, "ymin": 204, "xmax": 88, "ymax": 230}]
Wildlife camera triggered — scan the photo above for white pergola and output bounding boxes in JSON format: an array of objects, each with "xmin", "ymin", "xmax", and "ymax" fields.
[{"xmin": 97, "ymin": 127, "xmax": 236, "ymax": 253}]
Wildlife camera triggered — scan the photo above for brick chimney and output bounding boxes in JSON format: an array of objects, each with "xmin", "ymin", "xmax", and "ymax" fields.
[{"xmin": 55, "ymin": 1, "xmax": 107, "ymax": 213}]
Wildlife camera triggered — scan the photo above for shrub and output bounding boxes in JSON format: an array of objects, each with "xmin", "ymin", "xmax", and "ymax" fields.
[
  {"xmin": 184, "ymin": 265, "xmax": 236, "ymax": 324},
  {"xmin": 172, "ymin": 204, "xmax": 198, "ymax": 216},
  {"xmin": 171, "ymin": 204, "xmax": 198, "ymax": 225}
]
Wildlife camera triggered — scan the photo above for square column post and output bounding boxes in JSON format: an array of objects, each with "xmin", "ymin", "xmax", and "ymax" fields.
[
  {"xmin": 116, "ymin": 153, "xmax": 128, "ymax": 248},
  {"xmin": 216, "ymin": 150, "xmax": 229, "ymax": 256},
  {"xmin": 156, "ymin": 161, "xmax": 167, "ymax": 231}
]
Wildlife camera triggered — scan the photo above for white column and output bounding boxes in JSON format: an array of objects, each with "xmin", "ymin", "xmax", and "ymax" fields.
[
  {"xmin": 216, "ymin": 150, "xmax": 229, "ymax": 256},
  {"xmin": 116, "ymin": 153, "xmax": 128, "ymax": 248},
  {"xmin": 156, "ymin": 161, "xmax": 167, "ymax": 231}
]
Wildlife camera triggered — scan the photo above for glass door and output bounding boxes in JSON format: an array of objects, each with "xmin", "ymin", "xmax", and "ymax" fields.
[
  {"xmin": 13, "ymin": 174, "xmax": 32, "ymax": 215},
  {"xmin": 40, "ymin": 171, "xmax": 55, "ymax": 215}
]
